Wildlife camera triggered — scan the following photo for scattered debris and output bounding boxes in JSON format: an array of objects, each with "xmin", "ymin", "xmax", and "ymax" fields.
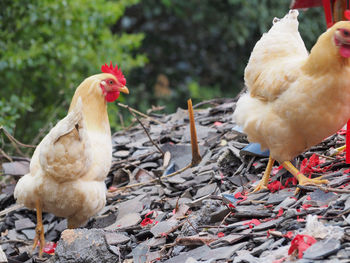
[{"xmin": 1, "ymin": 98, "xmax": 350, "ymax": 262}]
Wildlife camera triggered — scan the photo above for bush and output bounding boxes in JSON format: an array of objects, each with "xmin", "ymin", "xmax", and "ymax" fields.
[
  {"xmin": 0, "ymin": 0, "xmax": 147, "ymax": 143},
  {"xmin": 116, "ymin": 0, "xmax": 325, "ymax": 111}
]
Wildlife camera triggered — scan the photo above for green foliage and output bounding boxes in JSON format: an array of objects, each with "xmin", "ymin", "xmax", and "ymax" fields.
[
  {"xmin": 119, "ymin": 0, "xmax": 325, "ymax": 112},
  {"xmin": 0, "ymin": 95, "xmax": 34, "ymax": 133},
  {"xmin": 0, "ymin": 0, "xmax": 147, "ymax": 142}
]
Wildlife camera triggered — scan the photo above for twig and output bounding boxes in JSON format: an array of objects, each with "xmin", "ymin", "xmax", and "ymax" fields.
[
  {"xmin": 126, "ymin": 106, "xmax": 164, "ymax": 157},
  {"xmin": 216, "ymin": 211, "xmax": 232, "ymax": 234},
  {"xmin": 118, "ymin": 112, "xmax": 125, "ymax": 129},
  {"xmin": 0, "ymin": 126, "xmax": 35, "ymax": 157},
  {"xmin": 297, "ymin": 184, "xmax": 350, "ymax": 194},
  {"xmin": 0, "ymin": 204, "xmax": 24, "ymax": 217},
  {"xmin": 0, "ymin": 127, "xmax": 35, "ymax": 148},
  {"xmin": 0, "ymin": 148, "xmax": 13, "ymax": 162},
  {"xmin": 0, "ymin": 239, "xmax": 31, "ymax": 245},
  {"xmin": 118, "ymin": 103, "xmax": 162, "ymax": 124},
  {"xmin": 164, "ymin": 220, "xmax": 187, "ymax": 236},
  {"xmin": 192, "ymin": 98, "xmax": 234, "ymax": 109}
]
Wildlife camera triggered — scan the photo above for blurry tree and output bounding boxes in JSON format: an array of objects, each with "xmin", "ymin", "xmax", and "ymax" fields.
[
  {"xmin": 115, "ymin": 0, "xmax": 325, "ymax": 111},
  {"xmin": 0, "ymin": 0, "xmax": 147, "ymax": 143}
]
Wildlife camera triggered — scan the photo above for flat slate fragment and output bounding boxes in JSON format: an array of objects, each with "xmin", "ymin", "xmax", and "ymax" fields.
[
  {"xmin": 303, "ymin": 238, "xmax": 341, "ymax": 260},
  {"xmin": 53, "ymin": 229, "xmax": 116, "ymax": 263}
]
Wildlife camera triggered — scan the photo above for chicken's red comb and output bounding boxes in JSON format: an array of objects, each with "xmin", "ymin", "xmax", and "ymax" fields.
[{"xmin": 101, "ymin": 62, "xmax": 126, "ymax": 86}]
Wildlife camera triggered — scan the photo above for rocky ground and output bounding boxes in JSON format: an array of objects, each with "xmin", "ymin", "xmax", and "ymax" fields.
[{"xmin": 1, "ymin": 97, "xmax": 350, "ymax": 263}]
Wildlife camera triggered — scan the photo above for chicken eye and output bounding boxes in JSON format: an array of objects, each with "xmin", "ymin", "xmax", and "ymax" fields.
[
  {"xmin": 108, "ymin": 80, "xmax": 114, "ymax": 85},
  {"xmin": 344, "ymin": 30, "xmax": 350, "ymax": 37}
]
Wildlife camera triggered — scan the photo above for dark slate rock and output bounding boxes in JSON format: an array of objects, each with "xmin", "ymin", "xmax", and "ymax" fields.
[
  {"xmin": 53, "ymin": 229, "xmax": 116, "ymax": 263},
  {"xmin": 105, "ymin": 232, "xmax": 130, "ymax": 245},
  {"xmin": 266, "ymin": 189, "xmax": 295, "ymax": 205},
  {"xmin": 15, "ymin": 218, "xmax": 35, "ymax": 231},
  {"xmin": 303, "ymin": 238, "xmax": 341, "ymax": 260}
]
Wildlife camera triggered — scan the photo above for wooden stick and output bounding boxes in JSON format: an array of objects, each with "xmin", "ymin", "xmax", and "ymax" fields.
[
  {"xmin": 109, "ymin": 99, "xmax": 202, "ymax": 194},
  {"xmin": 187, "ymin": 99, "xmax": 202, "ymax": 166}
]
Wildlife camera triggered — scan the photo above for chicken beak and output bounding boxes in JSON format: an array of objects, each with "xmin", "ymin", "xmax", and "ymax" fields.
[{"xmin": 119, "ymin": 86, "xmax": 129, "ymax": 94}]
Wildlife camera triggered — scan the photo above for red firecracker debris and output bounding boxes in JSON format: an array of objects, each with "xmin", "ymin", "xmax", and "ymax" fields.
[
  {"xmin": 288, "ymin": 234, "xmax": 317, "ymax": 259},
  {"xmin": 141, "ymin": 217, "xmax": 154, "ymax": 227},
  {"xmin": 283, "ymin": 231, "xmax": 294, "ymax": 239},
  {"xmin": 300, "ymin": 154, "xmax": 331, "ymax": 178},
  {"xmin": 301, "ymin": 204, "xmax": 312, "ymax": 210},
  {"xmin": 217, "ymin": 232, "xmax": 225, "ymax": 238},
  {"xmin": 243, "ymin": 219, "xmax": 261, "ymax": 229},
  {"xmin": 234, "ymin": 192, "xmax": 247, "ymax": 204},
  {"xmin": 43, "ymin": 241, "xmax": 57, "ymax": 254},
  {"xmin": 276, "ymin": 208, "xmax": 284, "ymax": 218},
  {"xmin": 284, "ymin": 177, "xmax": 297, "ymax": 187},
  {"xmin": 272, "ymin": 257, "xmax": 287, "ymax": 263},
  {"xmin": 272, "ymin": 165, "xmax": 283, "ymax": 176},
  {"xmin": 267, "ymin": 180, "xmax": 285, "ymax": 192},
  {"xmin": 228, "ymin": 203, "xmax": 235, "ymax": 208}
]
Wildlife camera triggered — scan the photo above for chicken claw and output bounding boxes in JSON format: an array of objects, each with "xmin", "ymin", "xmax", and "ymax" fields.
[
  {"xmin": 251, "ymin": 156, "xmax": 275, "ymax": 193},
  {"xmin": 33, "ymin": 199, "xmax": 45, "ymax": 257},
  {"xmin": 282, "ymin": 161, "xmax": 329, "ymax": 194}
]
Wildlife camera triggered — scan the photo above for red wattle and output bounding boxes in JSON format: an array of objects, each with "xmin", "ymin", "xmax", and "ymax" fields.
[
  {"xmin": 105, "ymin": 92, "xmax": 119, "ymax": 102},
  {"xmin": 340, "ymin": 45, "xmax": 350, "ymax": 58}
]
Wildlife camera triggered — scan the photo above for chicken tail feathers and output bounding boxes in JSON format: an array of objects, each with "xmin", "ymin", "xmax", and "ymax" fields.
[{"xmin": 39, "ymin": 97, "xmax": 92, "ymax": 182}]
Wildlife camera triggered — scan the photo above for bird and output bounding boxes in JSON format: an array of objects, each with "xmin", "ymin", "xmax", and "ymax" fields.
[
  {"xmin": 233, "ymin": 10, "xmax": 350, "ymax": 193},
  {"xmin": 14, "ymin": 62, "xmax": 129, "ymax": 256}
]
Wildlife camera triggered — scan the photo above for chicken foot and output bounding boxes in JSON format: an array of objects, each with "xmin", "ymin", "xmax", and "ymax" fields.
[
  {"xmin": 251, "ymin": 157, "xmax": 328, "ymax": 194},
  {"xmin": 251, "ymin": 156, "xmax": 275, "ymax": 193},
  {"xmin": 33, "ymin": 199, "xmax": 45, "ymax": 257},
  {"xmin": 282, "ymin": 161, "xmax": 329, "ymax": 194}
]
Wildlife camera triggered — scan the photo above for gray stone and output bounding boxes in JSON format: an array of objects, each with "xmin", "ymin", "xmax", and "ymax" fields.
[
  {"xmin": 266, "ymin": 189, "xmax": 294, "ymax": 205},
  {"xmin": 194, "ymin": 183, "xmax": 218, "ymax": 199},
  {"xmin": 15, "ymin": 218, "xmax": 35, "ymax": 231},
  {"xmin": 252, "ymin": 218, "xmax": 283, "ymax": 231},
  {"xmin": 53, "ymin": 229, "xmax": 116, "ymax": 263},
  {"xmin": 104, "ymin": 212, "xmax": 141, "ymax": 230},
  {"xmin": 105, "ymin": 232, "xmax": 130, "ymax": 245},
  {"xmin": 150, "ymin": 219, "xmax": 177, "ymax": 237},
  {"xmin": 303, "ymin": 238, "xmax": 341, "ymax": 260}
]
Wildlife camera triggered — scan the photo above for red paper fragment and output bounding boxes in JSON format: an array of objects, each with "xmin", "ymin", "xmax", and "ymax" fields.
[
  {"xmin": 272, "ymin": 165, "xmax": 283, "ymax": 176},
  {"xmin": 283, "ymin": 231, "xmax": 294, "ymax": 239},
  {"xmin": 302, "ymin": 204, "xmax": 312, "ymax": 210},
  {"xmin": 288, "ymin": 234, "xmax": 317, "ymax": 259},
  {"xmin": 43, "ymin": 241, "xmax": 57, "ymax": 254},
  {"xmin": 145, "ymin": 210, "xmax": 154, "ymax": 218},
  {"xmin": 228, "ymin": 203, "xmax": 235, "ymax": 208},
  {"xmin": 243, "ymin": 219, "xmax": 261, "ymax": 229},
  {"xmin": 217, "ymin": 232, "xmax": 225, "ymax": 238},
  {"xmin": 267, "ymin": 181, "xmax": 285, "ymax": 193},
  {"xmin": 140, "ymin": 218, "xmax": 154, "ymax": 227},
  {"xmin": 214, "ymin": 121, "xmax": 223, "ymax": 126},
  {"xmin": 285, "ymin": 177, "xmax": 297, "ymax": 187},
  {"xmin": 272, "ymin": 257, "xmax": 287, "ymax": 263},
  {"xmin": 234, "ymin": 192, "xmax": 247, "ymax": 204},
  {"xmin": 277, "ymin": 208, "xmax": 284, "ymax": 218},
  {"xmin": 306, "ymin": 196, "xmax": 311, "ymax": 200}
]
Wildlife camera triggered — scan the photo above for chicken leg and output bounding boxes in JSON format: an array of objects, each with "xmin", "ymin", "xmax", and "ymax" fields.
[
  {"xmin": 33, "ymin": 199, "xmax": 45, "ymax": 257},
  {"xmin": 251, "ymin": 156, "xmax": 275, "ymax": 193},
  {"xmin": 282, "ymin": 161, "xmax": 329, "ymax": 194}
]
